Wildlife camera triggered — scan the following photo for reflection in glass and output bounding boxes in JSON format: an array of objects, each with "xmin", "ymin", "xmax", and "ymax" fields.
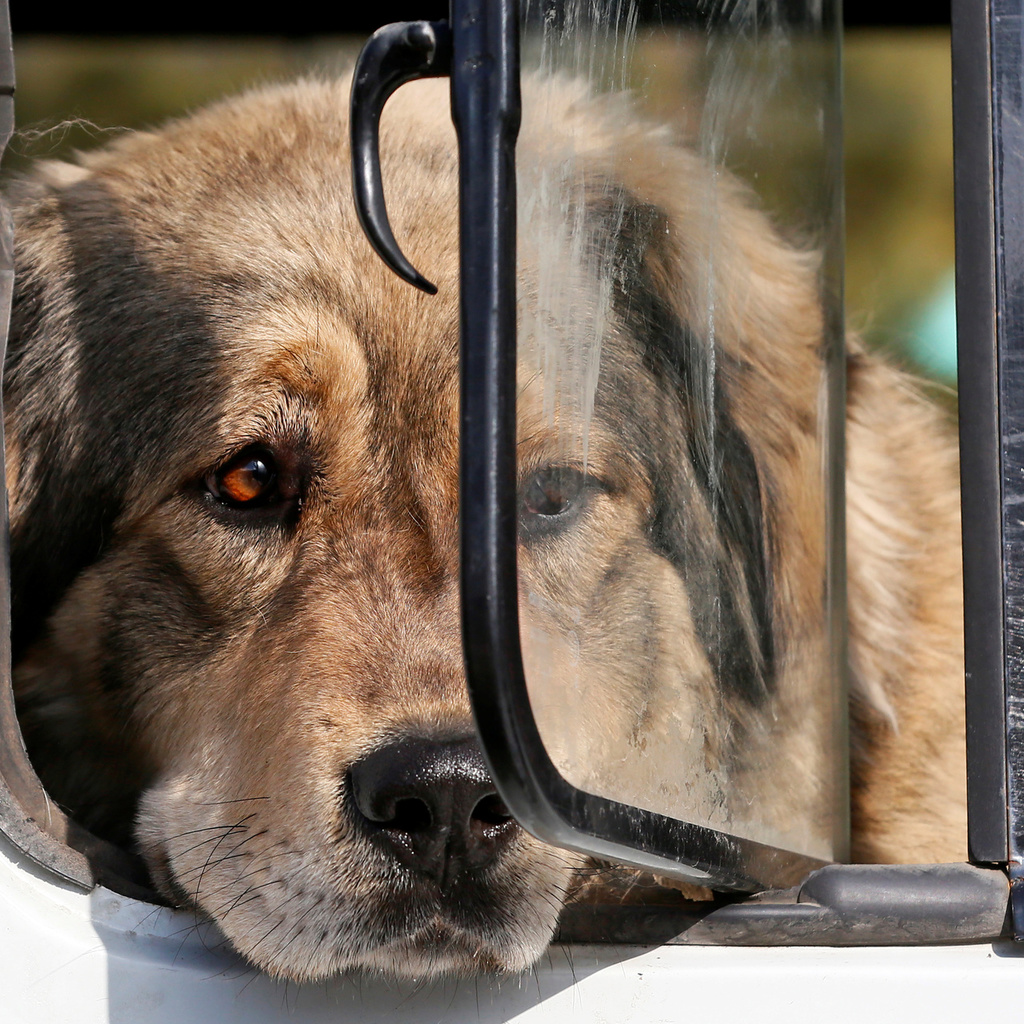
[{"xmin": 515, "ymin": 0, "xmax": 845, "ymax": 862}]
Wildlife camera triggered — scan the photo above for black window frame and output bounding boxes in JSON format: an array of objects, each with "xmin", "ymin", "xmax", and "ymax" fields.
[{"xmin": 953, "ymin": 0, "xmax": 1024, "ymax": 934}]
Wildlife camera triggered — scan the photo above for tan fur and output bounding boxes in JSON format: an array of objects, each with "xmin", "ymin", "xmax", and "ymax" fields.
[
  {"xmin": 846, "ymin": 351, "xmax": 966, "ymax": 862},
  {"xmin": 3, "ymin": 76, "xmax": 965, "ymax": 982}
]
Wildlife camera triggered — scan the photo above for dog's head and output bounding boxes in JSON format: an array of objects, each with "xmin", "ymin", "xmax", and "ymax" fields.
[{"xmin": 5, "ymin": 77, "xmax": 831, "ymax": 979}]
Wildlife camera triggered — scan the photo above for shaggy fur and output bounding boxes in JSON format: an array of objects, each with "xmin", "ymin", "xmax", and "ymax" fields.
[{"xmin": 3, "ymin": 77, "xmax": 965, "ymax": 981}]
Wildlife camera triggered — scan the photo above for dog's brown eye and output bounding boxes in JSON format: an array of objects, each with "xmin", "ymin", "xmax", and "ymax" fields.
[
  {"xmin": 522, "ymin": 467, "xmax": 585, "ymax": 518},
  {"xmin": 519, "ymin": 467, "xmax": 600, "ymax": 543},
  {"xmin": 207, "ymin": 449, "xmax": 278, "ymax": 507}
]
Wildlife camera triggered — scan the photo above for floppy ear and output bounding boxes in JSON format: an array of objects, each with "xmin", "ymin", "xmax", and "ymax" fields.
[
  {"xmin": 591, "ymin": 189, "xmax": 776, "ymax": 708},
  {"xmin": 4, "ymin": 167, "xmax": 223, "ymax": 664},
  {"xmin": 516, "ymin": 79, "xmax": 834, "ymax": 721},
  {"xmin": 4, "ymin": 169, "xmax": 111, "ymax": 665}
]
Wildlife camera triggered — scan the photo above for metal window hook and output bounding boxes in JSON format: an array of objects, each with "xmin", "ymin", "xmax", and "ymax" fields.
[{"xmin": 350, "ymin": 19, "xmax": 453, "ymax": 295}]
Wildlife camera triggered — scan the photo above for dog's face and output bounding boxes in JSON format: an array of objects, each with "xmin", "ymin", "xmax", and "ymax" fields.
[{"xmin": 6, "ymin": 78, "xmax": 834, "ymax": 979}]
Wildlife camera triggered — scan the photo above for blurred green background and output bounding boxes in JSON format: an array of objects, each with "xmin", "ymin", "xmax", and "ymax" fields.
[
  {"xmin": 844, "ymin": 31, "xmax": 955, "ymax": 384},
  {"xmin": 5, "ymin": 30, "xmax": 956, "ymax": 386}
]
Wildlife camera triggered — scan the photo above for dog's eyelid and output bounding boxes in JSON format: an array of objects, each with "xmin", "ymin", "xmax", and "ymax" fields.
[{"xmin": 519, "ymin": 463, "xmax": 610, "ymax": 494}]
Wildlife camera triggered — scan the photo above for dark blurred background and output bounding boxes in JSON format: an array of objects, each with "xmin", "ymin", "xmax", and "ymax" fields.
[{"xmin": 4, "ymin": 4, "xmax": 957, "ymax": 385}]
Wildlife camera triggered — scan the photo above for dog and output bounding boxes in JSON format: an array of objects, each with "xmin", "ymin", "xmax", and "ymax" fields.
[{"xmin": 4, "ymin": 75, "xmax": 966, "ymax": 981}]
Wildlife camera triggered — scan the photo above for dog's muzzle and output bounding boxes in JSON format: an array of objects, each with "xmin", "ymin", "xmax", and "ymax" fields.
[{"xmin": 347, "ymin": 736, "xmax": 518, "ymax": 884}]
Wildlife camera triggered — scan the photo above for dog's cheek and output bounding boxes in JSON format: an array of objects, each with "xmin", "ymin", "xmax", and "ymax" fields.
[
  {"xmin": 134, "ymin": 770, "xmax": 365, "ymax": 980},
  {"xmin": 519, "ymin": 516, "xmax": 724, "ymax": 815}
]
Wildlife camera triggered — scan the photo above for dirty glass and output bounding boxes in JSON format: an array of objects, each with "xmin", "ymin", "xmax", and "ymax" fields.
[{"xmin": 515, "ymin": 0, "xmax": 846, "ymax": 863}]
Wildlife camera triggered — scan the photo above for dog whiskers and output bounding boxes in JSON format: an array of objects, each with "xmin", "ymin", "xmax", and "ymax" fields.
[
  {"xmin": 211, "ymin": 878, "xmax": 287, "ymax": 920},
  {"xmin": 188, "ymin": 818, "xmax": 264, "ymax": 904},
  {"xmin": 195, "ymin": 796, "xmax": 271, "ymax": 806},
  {"xmin": 169, "ymin": 816, "xmax": 259, "ymax": 866}
]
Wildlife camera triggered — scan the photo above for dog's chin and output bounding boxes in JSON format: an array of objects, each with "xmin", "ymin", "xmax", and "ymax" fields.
[
  {"xmin": 264, "ymin": 913, "xmax": 553, "ymax": 983},
  {"xmin": 344, "ymin": 920, "xmax": 551, "ymax": 979},
  {"xmin": 143, "ymin": 848, "xmax": 560, "ymax": 981},
  {"xmin": 242, "ymin": 903, "xmax": 556, "ymax": 982}
]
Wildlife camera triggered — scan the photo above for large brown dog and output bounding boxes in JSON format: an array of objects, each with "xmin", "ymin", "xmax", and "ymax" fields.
[{"xmin": 4, "ymin": 77, "xmax": 966, "ymax": 980}]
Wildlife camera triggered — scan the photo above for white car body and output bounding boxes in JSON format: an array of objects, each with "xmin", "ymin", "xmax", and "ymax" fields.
[{"xmin": 3, "ymin": 830, "xmax": 1021, "ymax": 1024}]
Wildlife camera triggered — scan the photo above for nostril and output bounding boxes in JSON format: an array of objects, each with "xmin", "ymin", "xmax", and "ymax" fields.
[
  {"xmin": 390, "ymin": 796, "xmax": 432, "ymax": 834},
  {"xmin": 469, "ymin": 793, "xmax": 517, "ymax": 844},
  {"xmin": 471, "ymin": 793, "xmax": 511, "ymax": 827},
  {"xmin": 347, "ymin": 771, "xmax": 433, "ymax": 835},
  {"xmin": 472, "ymin": 793, "xmax": 510, "ymax": 824}
]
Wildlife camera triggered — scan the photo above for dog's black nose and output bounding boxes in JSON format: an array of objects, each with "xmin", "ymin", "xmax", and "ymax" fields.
[{"xmin": 347, "ymin": 736, "xmax": 517, "ymax": 881}]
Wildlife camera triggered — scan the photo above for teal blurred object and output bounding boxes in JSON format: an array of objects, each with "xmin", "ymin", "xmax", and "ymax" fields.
[{"xmin": 906, "ymin": 270, "xmax": 958, "ymax": 381}]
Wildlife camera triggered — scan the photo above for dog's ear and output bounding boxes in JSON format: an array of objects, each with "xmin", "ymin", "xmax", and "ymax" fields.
[
  {"xmin": 4, "ymin": 166, "xmax": 224, "ymax": 663},
  {"xmin": 589, "ymin": 189, "xmax": 776, "ymax": 708}
]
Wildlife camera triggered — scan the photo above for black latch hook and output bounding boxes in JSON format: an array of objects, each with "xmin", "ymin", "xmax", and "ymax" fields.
[{"xmin": 350, "ymin": 20, "xmax": 453, "ymax": 295}]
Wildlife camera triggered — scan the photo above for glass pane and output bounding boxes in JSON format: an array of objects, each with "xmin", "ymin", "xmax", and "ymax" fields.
[{"xmin": 515, "ymin": 0, "xmax": 845, "ymax": 863}]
